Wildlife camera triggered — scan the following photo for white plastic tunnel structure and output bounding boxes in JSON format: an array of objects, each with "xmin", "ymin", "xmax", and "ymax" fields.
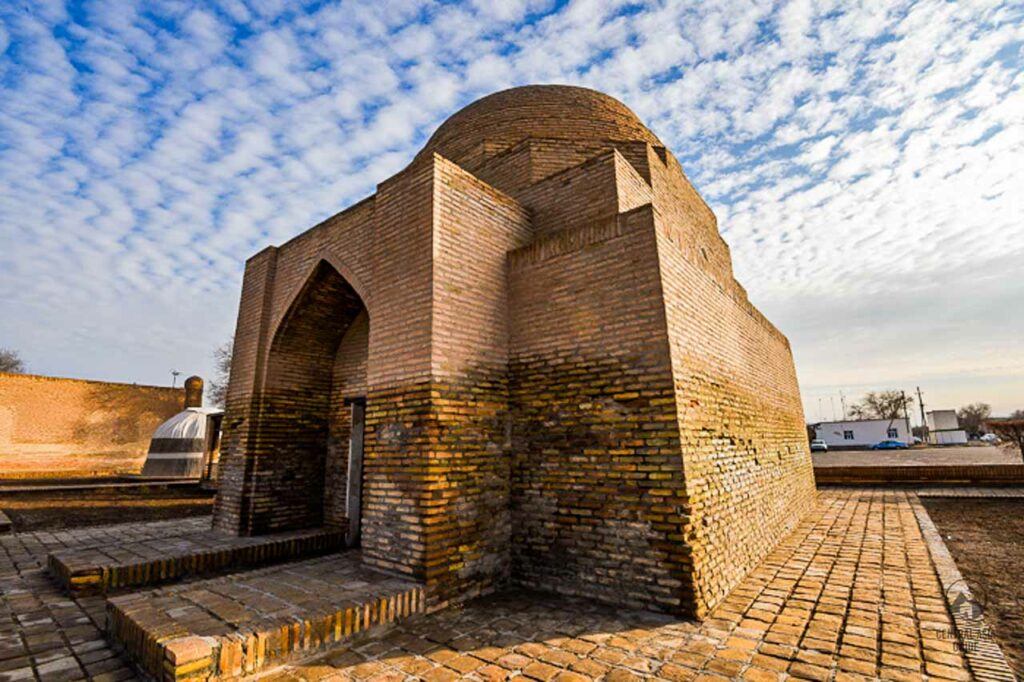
[
  {"xmin": 139, "ymin": 375, "xmax": 221, "ymax": 478},
  {"xmin": 140, "ymin": 406, "xmax": 220, "ymax": 478}
]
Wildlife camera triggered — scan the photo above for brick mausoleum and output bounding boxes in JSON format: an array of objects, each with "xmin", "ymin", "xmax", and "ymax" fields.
[{"xmin": 214, "ymin": 85, "xmax": 816, "ymax": 619}]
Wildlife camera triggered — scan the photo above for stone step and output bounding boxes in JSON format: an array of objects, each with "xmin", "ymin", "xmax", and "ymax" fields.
[
  {"xmin": 48, "ymin": 525, "xmax": 345, "ymax": 595},
  {"xmin": 107, "ymin": 552, "xmax": 423, "ymax": 680}
]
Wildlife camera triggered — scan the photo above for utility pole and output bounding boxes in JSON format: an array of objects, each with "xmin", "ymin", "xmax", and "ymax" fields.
[
  {"xmin": 830, "ymin": 396, "xmax": 836, "ymax": 421},
  {"xmin": 840, "ymin": 390, "xmax": 847, "ymax": 419},
  {"xmin": 901, "ymin": 390, "xmax": 911, "ymax": 441},
  {"xmin": 916, "ymin": 385, "xmax": 928, "ymax": 443}
]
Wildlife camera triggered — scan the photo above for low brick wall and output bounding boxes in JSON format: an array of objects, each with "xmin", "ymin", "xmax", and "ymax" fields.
[
  {"xmin": 815, "ymin": 464, "xmax": 1024, "ymax": 485},
  {"xmin": 0, "ymin": 372, "xmax": 183, "ymax": 477}
]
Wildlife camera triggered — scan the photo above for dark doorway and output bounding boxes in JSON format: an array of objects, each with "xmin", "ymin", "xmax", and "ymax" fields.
[{"xmin": 345, "ymin": 399, "xmax": 365, "ymax": 546}]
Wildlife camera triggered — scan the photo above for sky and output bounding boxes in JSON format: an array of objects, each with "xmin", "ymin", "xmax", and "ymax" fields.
[{"xmin": 0, "ymin": 0, "xmax": 1022, "ymax": 421}]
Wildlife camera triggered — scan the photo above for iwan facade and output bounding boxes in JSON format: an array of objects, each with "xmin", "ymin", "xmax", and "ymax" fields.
[{"xmin": 214, "ymin": 85, "xmax": 816, "ymax": 618}]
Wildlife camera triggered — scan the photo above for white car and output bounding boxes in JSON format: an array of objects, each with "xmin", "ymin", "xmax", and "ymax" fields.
[
  {"xmin": 980, "ymin": 433, "xmax": 1000, "ymax": 444},
  {"xmin": 810, "ymin": 439, "xmax": 828, "ymax": 452}
]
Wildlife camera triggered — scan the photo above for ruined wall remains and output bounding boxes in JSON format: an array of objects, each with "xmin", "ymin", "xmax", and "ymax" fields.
[{"xmin": 0, "ymin": 372, "xmax": 183, "ymax": 477}]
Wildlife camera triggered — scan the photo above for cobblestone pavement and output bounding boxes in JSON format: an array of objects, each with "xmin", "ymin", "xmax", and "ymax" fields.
[
  {"xmin": 267, "ymin": 490, "xmax": 980, "ymax": 681},
  {"xmin": 0, "ymin": 517, "xmax": 209, "ymax": 681}
]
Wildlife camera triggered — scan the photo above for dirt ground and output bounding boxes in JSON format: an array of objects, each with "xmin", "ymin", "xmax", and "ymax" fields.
[
  {"xmin": 922, "ymin": 497, "xmax": 1024, "ymax": 678},
  {"xmin": 0, "ymin": 484, "xmax": 215, "ymax": 532}
]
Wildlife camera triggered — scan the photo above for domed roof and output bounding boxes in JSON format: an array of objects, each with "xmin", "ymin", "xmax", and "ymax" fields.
[
  {"xmin": 416, "ymin": 85, "xmax": 663, "ymax": 167},
  {"xmin": 152, "ymin": 406, "xmax": 218, "ymax": 440}
]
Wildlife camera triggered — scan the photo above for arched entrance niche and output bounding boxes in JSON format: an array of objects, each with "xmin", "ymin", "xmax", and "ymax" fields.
[{"xmin": 254, "ymin": 259, "xmax": 368, "ymax": 535}]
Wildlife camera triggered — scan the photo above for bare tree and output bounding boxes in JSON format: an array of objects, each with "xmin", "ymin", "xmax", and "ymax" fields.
[
  {"xmin": 208, "ymin": 337, "xmax": 233, "ymax": 408},
  {"xmin": 0, "ymin": 347, "xmax": 25, "ymax": 373},
  {"xmin": 986, "ymin": 418, "xmax": 1024, "ymax": 463},
  {"xmin": 1011, "ymin": 409, "xmax": 1024, "ymax": 419},
  {"xmin": 847, "ymin": 390, "xmax": 912, "ymax": 420},
  {"xmin": 957, "ymin": 402, "xmax": 991, "ymax": 438}
]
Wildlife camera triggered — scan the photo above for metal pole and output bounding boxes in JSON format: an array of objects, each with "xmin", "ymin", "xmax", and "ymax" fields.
[{"xmin": 902, "ymin": 390, "xmax": 911, "ymax": 442}]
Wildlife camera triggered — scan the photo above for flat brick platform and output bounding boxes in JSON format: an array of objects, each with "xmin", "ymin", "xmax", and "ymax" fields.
[
  {"xmin": 48, "ymin": 526, "xmax": 344, "ymax": 596},
  {"xmin": 915, "ymin": 486, "xmax": 1024, "ymax": 498},
  {"xmin": 814, "ymin": 464, "xmax": 1024, "ymax": 486},
  {"xmin": 106, "ymin": 552, "xmax": 423, "ymax": 680}
]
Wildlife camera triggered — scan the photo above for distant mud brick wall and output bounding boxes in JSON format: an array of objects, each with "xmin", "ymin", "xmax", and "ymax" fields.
[{"xmin": 0, "ymin": 372, "xmax": 184, "ymax": 477}]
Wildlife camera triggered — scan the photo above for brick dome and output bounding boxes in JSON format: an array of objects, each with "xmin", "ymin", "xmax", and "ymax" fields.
[{"xmin": 417, "ymin": 85, "xmax": 663, "ymax": 166}]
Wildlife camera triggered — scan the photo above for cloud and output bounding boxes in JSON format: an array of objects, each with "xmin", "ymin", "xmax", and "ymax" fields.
[{"xmin": 0, "ymin": 0, "xmax": 1022, "ymax": 416}]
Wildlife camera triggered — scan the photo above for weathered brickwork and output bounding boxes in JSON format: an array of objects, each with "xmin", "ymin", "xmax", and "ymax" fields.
[
  {"xmin": 214, "ymin": 84, "xmax": 815, "ymax": 618},
  {"xmin": 508, "ymin": 206, "xmax": 690, "ymax": 614},
  {"xmin": 0, "ymin": 372, "xmax": 183, "ymax": 476},
  {"xmin": 655, "ymin": 213, "xmax": 816, "ymax": 616}
]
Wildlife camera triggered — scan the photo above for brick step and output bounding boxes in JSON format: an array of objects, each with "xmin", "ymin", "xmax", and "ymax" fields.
[
  {"xmin": 48, "ymin": 525, "xmax": 345, "ymax": 595},
  {"xmin": 107, "ymin": 552, "xmax": 424, "ymax": 680}
]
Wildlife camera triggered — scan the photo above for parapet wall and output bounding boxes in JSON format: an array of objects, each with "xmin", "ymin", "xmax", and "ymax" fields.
[{"xmin": 0, "ymin": 372, "xmax": 184, "ymax": 477}]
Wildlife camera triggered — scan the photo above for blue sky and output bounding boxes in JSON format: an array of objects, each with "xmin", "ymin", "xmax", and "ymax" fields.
[{"xmin": 1, "ymin": 0, "xmax": 1022, "ymax": 420}]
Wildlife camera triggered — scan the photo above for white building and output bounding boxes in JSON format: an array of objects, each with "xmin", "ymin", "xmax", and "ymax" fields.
[
  {"xmin": 925, "ymin": 410, "xmax": 968, "ymax": 445},
  {"xmin": 813, "ymin": 418, "xmax": 913, "ymax": 449}
]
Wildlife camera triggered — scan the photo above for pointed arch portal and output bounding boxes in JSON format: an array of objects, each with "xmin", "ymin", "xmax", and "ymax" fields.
[{"xmin": 248, "ymin": 260, "xmax": 369, "ymax": 536}]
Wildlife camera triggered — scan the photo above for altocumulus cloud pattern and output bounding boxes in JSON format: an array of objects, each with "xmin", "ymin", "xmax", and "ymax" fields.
[{"xmin": 0, "ymin": 0, "xmax": 1022, "ymax": 414}]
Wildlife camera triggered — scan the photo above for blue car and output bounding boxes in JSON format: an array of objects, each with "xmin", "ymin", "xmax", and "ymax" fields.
[{"xmin": 871, "ymin": 439, "xmax": 909, "ymax": 450}]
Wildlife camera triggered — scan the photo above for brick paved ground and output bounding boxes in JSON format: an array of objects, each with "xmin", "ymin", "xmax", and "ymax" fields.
[
  {"xmin": 0, "ymin": 517, "xmax": 209, "ymax": 681},
  {"xmin": 1, "ymin": 492, "xmax": 1015, "ymax": 681},
  {"xmin": 268, "ymin": 490, "xmax": 981, "ymax": 681}
]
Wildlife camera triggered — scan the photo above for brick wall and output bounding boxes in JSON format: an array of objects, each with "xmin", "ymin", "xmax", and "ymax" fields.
[
  {"xmin": 516, "ymin": 150, "xmax": 648, "ymax": 238},
  {"xmin": 655, "ymin": 213, "xmax": 816, "ymax": 617},
  {"xmin": 508, "ymin": 206, "xmax": 690, "ymax": 614},
  {"xmin": 424, "ymin": 157, "xmax": 531, "ymax": 606},
  {"xmin": 0, "ymin": 372, "xmax": 183, "ymax": 476}
]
